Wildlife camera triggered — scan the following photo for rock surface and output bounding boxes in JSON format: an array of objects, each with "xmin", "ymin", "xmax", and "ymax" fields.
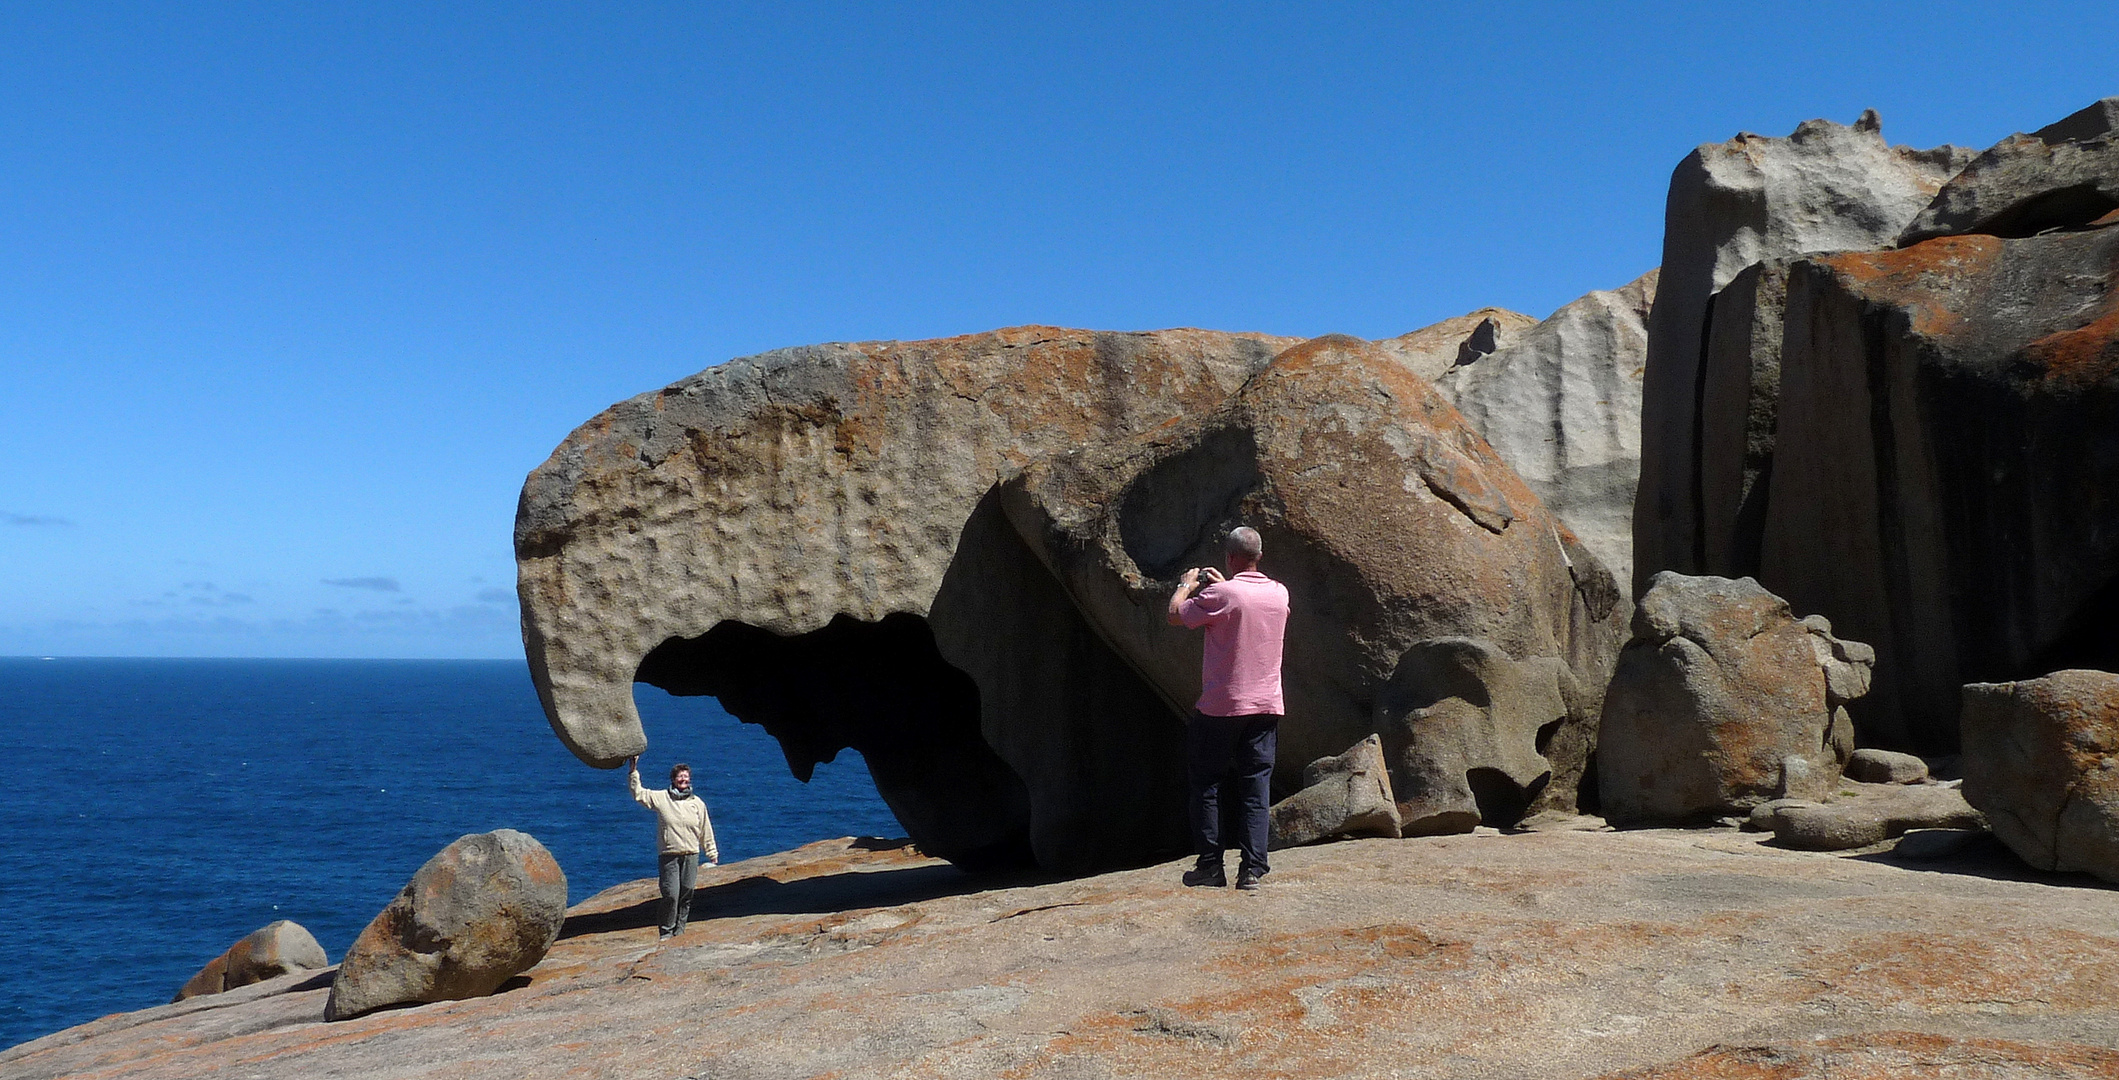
[
  {"xmin": 518, "ymin": 326, "xmax": 1302, "ymax": 870},
  {"xmin": 1961, "ymin": 670, "xmax": 2119, "ymax": 884},
  {"xmin": 1634, "ymin": 112, "xmax": 1970, "ymax": 598},
  {"xmin": 172, "ymin": 920, "xmax": 327, "ymax": 1002},
  {"xmin": 1899, "ymin": 96, "xmax": 2119, "ymax": 245},
  {"xmin": 12, "ymin": 832, "xmax": 2119, "ymax": 1079},
  {"xmin": 1845, "ymin": 747, "xmax": 1929, "ymax": 784},
  {"xmin": 1373, "ymin": 306, "xmax": 1538, "ymax": 382},
  {"xmin": 1598, "ymin": 573, "xmax": 1872, "ymax": 825},
  {"xmin": 1749, "ymin": 220, "xmax": 2119, "ymax": 748},
  {"xmin": 1762, "ymin": 782, "xmax": 1985, "ymax": 851},
  {"xmin": 1433, "ymin": 270, "xmax": 1657, "ymax": 588},
  {"xmin": 1631, "ymin": 100, "xmax": 2119, "ymax": 750},
  {"xmin": 1267, "ymin": 735, "xmax": 1400, "ymax": 849},
  {"xmin": 1002, "ymin": 335, "xmax": 1627, "ymax": 836},
  {"xmin": 325, "ymin": 829, "xmax": 569, "ymax": 1021}
]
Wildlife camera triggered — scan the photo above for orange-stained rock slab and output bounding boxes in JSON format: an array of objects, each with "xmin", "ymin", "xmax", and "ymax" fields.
[{"xmin": 11, "ymin": 830, "xmax": 2119, "ymax": 1079}]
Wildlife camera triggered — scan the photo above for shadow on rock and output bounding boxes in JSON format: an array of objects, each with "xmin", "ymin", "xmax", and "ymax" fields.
[{"xmin": 1852, "ymin": 835, "xmax": 2119, "ymax": 891}]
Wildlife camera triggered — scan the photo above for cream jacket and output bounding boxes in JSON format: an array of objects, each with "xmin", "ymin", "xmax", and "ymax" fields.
[{"xmin": 631, "ymin": 771, "xmax": 720, "ymax": 861}]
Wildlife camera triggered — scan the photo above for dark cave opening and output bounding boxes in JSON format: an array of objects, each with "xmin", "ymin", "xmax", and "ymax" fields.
[
  {"xmin": 633, "ymin": 613, "xmax": 1035, "ymax": 870},
  {"xmin": 2025, "ymin": 574, "xmax": 2119, "ymax": 680}
]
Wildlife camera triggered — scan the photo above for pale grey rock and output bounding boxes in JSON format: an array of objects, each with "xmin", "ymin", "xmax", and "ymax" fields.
[
  {"xmin": 1433, "ymin": 270, "xmax": 1657, "ymax": 587},
  {"xmin": 1899, "ymin": 97, "xmax": 2119, "ymax": 245},
  {"xmin": 326, "ymin": 830, "xmax": 568, "ymax": 1021},
  {"xmin": 1374, "ymin": 307, "xmax": 1538, "ymax": 383},
  {"xmin": 1267, "ymin": 735, "xmax": 1401, "ymax": 848},
  {"xmin": 1770, "ymin": 783, "xmax": 1985, "ymax": 851},
  {"xmin": 1634, "ymin": 112, "xmax": 1971, "ymax": 595},
  {"xmin": 1633, "ymin": 102, "xmax": 2119, "ymax": 752},
  {"xmin": 1961, "ymin": 670, "xmax": 2119, "ymax": 884},
  {"xmin": 1002, "ymin": 337, "xmax": 1626, "ymax": 835},
  {"xmin": 1598, "ymin": 573, "xmax": 1873, "ymax": 826},
  {"xmin": 1376, "ymin": 640, "xmax": 1584, "ymax": 836},
  {"xmin": 1746, "ymin": 798, "xmax": 1820, "ymax": 833},
  {"xmin": 1695, "ymin": 258, "xmax": 1793, "ymax": 578},
  {"xmin": 174, "ymin": 920, "xmax": 328, "ymax": 1002},
  {"xmin": 518, "ymin": 327, "xmax": 1299, "ymax": 871},
  {"xmin": 1844, "ymin": 748, "xmax": 1928, "ymax": 784}
]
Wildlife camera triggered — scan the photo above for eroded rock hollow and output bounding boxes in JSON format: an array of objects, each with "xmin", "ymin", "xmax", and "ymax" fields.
[{"xmin": 517, "ymin": 325, "xmax": 1630, "ymax": 872}]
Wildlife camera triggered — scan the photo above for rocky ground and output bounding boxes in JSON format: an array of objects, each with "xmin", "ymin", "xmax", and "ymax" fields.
[{"xmin": 9, "ymin": 825, "xmax": 2119, "ymax": 1080}]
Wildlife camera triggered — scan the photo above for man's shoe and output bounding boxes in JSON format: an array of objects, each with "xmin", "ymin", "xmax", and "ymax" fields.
[
  {"xmin": 1181, "ymin": 863, "xmax": 1227, "ymax": 888},
  {"xmin": 1235, "ymin": 868, "xmax": 1265, "ymax": 891}
]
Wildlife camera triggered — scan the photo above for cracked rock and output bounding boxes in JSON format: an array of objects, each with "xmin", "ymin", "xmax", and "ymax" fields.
[{"xmin": 1961, "ymin": 670, "xmax": 2119, "ymax": 884}]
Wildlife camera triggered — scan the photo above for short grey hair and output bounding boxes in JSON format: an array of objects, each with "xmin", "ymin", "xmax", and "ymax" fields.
[{"xmin": 1225, "ymin": 526, "xmax": 1263, "ymax": 561}]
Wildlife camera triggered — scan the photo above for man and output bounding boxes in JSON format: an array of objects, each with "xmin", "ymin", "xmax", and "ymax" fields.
[
  {"xmin": 1166, "ymin": 525, "xmax": 1290, "ymax": 891},
  {"xmin": 628, "ymin": 757, "xmax": 720, "ymax": 938}
]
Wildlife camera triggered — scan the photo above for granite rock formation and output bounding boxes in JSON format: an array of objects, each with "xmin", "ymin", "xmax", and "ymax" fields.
[
  {"xmin": 1899, "ymin": 97, "xmax": 2119, "ymax": 245},
  {"xmin": 173, "ymin": 920, "xmax": 327, "ymax": 1002},
  {"xmin": 519, "ymin": 326, "xmax": 1626, "ymax": 871},
  {"xmin": 1961, "ymin": 669, "xmax": 2119, "ymax": 884},
  {"xmin": 1634, "ymin": 112, "xmax": 1971, "ymax": 599},
  {"xmin": 15, "ymin": 833, "xmax": 2119, "ymax": 1080},
  {"xmin": 1002, "ymin": 335, "xmax": 1626, "ymax": 838},
  {"xmin": 1432, "ymin": 270, "xmax": 1658, "ymax": 587},
  {"xmin": 1598, "ymin": 573, "xmax": 1872, "ymax": 825},
  {"xmin": 1845, "ymin": 747, "xmax": 1929, "ymax": 784},
  {"xmin": 1266, "ymin": 734, "xmax": 1400, "ymax": 849},
  {"xmin": 1752, "ymin": 783, "xmax": 1984, "ymax": 852},
  {"xmin": 326, "ymin": 830, "xmax": 568, "ymax": 1021},
  {"xmin": 517, "ymin": 327, "xmax": 1297, "ymax": 870},
  {"xmin": 1373, "ymin": 306, "xmax": 1538, "ymax": 382},
  {"xmin": 1631, "ymin": 101, "xmax": 2119, "ymax": 750}
]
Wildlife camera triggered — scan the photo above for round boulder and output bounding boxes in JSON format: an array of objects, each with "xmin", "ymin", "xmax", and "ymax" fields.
[
  {"xmin": 1961, "ymin": 670, "xmax": 2119, "ymax": 883},
  {"xmin": 326, "ymin": 829, "xmax": 568, "ymax": 1021},
  {"xmin": 173, "ymin": 919, "xmax": 328, "ymax": 1002}
]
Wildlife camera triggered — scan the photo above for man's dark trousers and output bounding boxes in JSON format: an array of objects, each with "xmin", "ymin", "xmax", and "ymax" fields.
[{"xmin": 1188, "ymin": 712, "xmax": 1279, "ymax": 875}]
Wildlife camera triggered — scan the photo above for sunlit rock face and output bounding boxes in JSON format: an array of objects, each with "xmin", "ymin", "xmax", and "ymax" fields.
[
  {"xmin": 1632, "ymin": 101, "xmax": 2119, "ymax": 751},
  {"xmin": 516, "ymin": 326, "xmax": 1625, "ymax": 871},
  {"xmin": 1633, "ymin": 112, "xmax": 1971, "ymax": 599},
  {"xmin": 515, "ymin": 326, "xmax": 1299, "ymax": 871},
  {"xmin": 1430, "ymin": 270, "xmax": 1659, "ymax": 590},
  {"xmin": 1003, "ymin": 335, "xmax": 1625, "ymax": 838}
]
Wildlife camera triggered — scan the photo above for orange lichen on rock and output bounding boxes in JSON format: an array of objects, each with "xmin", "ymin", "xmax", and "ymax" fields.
[
  {"xmin": 1814, "ymin": 234, "xmax": 2005, "ymax": 340},
  {"xmin": 2022, "ymin": 302, "xmax": 2119, "ymax": 389}
]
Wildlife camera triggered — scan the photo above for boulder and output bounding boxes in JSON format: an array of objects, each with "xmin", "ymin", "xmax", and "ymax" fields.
[
  {"xmin": 1003, "ymin": 335, "xmax": 1627, "ymax": 835},
  {"xmin": 518, "ymin": 326, "xmax": 1300, "ymax": 871},
  {"xmin": 1766, "ymin": 783, "xmax": 1984, "ymax": 851},
  {"xmin": 1373, "ymin": 307, "xmax": 1538, "ymax": 383},
  {"xmin": 1899, "ymin": 96, "xmax": 2119, "ymax": 245},
  {"xmin": 173, "ymin": 920, "xmax": 327, "ymax": 1002},
  {"xmin": 326, "ymin": 830, "xmax": 568, "ymax": 1021},
  {"xmin": 1631, "ymin": 100, "xmax": 2119, "ymax": 752},
  {"xmin": 1844, "ymin": 748, "xmax": 1928, "ymax": 784},
  {"xmin": 1634, "ymin": 111, "xmax": 1971, "ymax": 596},
  {"xmin": 1750, "ymin": 219, "xmax": 2119, "ymax": 749},
  {"xmin": 1267, "ymin": 735, "xmax": 1401, "ymax": 849},
  {"xmin": 1961, "ymin": 670, "xmax": 2119, "ymax": 883},
  {"xmin": 1598, "ymin": 573, "xmax": 1873, "ymax": 825},
  {"xmin": 1432, "ymin": 270, "xmax": 1658, "ymax": 587}
]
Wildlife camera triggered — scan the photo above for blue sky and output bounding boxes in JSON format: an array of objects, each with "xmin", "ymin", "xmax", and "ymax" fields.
[{"xmin": 3, "ymin": 3, "xmax": 2114, "ymax": 659}]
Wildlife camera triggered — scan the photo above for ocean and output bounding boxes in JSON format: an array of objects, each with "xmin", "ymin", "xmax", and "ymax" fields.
[{"xmin": 0, "ymin": 656, "xmax": 904, "ymax": 1050}]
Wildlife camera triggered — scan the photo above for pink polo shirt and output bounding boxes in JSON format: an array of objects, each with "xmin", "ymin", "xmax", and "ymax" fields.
[{"xmin": 1178, "ymin": 570, "xmax": 1290, "ymax": 717}]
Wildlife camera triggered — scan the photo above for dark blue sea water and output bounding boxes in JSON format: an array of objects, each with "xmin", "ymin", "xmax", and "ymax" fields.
[{"xmin": 0, "ymin": 657, "xmax": 903, "ymax": 1051}]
